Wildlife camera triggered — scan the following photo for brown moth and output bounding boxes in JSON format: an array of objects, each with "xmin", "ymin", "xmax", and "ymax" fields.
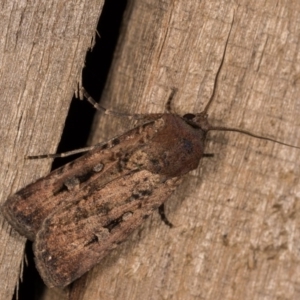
[{"xmin": 2, "ymin": 21, "xmax": 300, "ymax": 288}]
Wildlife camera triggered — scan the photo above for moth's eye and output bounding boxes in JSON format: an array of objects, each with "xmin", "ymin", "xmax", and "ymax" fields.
[{"xmin": 183, "ymin": 113, "xmax": 196, "ymax": 120}]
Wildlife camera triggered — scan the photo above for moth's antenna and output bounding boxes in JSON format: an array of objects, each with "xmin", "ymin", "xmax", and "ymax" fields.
[
  {"xmin": 198, "ymin": 14, "xmax": 300, "ymax": 150},
  {"xmin": 203, "ymin": 15, "xmax": 234, "ymax": 115},
  {"xmin": 208, "ymin": 126, "xmax": 300, "ymax": 150}
]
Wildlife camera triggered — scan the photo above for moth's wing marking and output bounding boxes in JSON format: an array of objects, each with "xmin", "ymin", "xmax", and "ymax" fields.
[
  {"xmin": 33, "ymin": 170, "xmax": 182, "ymax": 287},
  {"xmin": 2, "ymin": 117, "xmax": 166, "ymax": 240}
]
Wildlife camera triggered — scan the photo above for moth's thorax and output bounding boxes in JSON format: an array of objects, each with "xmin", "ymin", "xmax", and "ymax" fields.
[{"xmin": 142, "ymin": 114, "xmax": 207, "ymax": 177}]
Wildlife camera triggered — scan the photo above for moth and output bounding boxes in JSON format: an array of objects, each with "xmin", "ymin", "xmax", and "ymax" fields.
[{"xmin": 2, "ymin": 24, "xmax": 299, "ymax": 288}]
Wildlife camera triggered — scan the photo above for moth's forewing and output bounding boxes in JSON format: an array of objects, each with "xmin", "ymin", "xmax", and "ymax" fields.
[
  {"xmin": 33, "ymin": 114, "xmax": 207, "ymax": 287},
  {"xmin": 1, "ymin": 118, "xmax": 165, "ymax": 240},
  {"xmin": 2, "ymin": 113, "xmax": 207, "ymax": 288},
  {"xmin": 34, "ymin": 170, "xmax": 182, "ymax": 287}
]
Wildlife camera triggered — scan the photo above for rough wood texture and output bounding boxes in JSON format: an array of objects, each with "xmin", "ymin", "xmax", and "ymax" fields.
[
  {"xmin": 66, "ymin": 0, "xmax": 300, "ymax": 299},
  {"xmin": 0, "ymin": 1, "xmax": 104, "ymax": 299},
  {"xmin": 2, "ymin": 0, "xmax": 299, "ymax": 299}
]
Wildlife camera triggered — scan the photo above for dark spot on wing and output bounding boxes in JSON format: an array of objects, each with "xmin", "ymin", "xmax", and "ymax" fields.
[
  {"xmin": 150, "ymin": 159, "xmax": 159, "ymax": 165},
  {"xmin": 182, "ymin": 138, "xmax": 193, "ymax": 154},
  {"xmin": 101, "ymin": 143, "xmax": 108, "ymax": 150},
  {"xmin": 112, "ymin": 138, "xmax": 120, "ymax": 146},
  {"xmin": 84, "ymin": 235, "xmax": 99, "ymax": 247},
  {"xmin": 77, "ymin": 171, "xmax": 96, "ymax": 184},
  {"xmin": 131, "ymin": 193, "xmax": 140, "ymax": 199},
  {"xmin": 104, "ymin": 217, "xmax": 122, "ymax": 232},
  {"xmin": 96, "ymin": 203, "xmax": 110, "ymax": 215},
  {"xmin": 140, "ymin": 189, "xmax": 152, "ymax": 196}
]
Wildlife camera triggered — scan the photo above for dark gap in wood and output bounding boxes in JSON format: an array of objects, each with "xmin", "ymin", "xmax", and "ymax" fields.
[{"xmin": 15, "ymin": 1, "xmax": 128, "ymax": 299}]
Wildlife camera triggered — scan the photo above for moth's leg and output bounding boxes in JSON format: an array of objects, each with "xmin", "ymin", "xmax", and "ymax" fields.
[
  {"xmin": 158, "ymin": 203, "xmax": 174, "ymax": 228},
  {"xmin": 203, "ymin": 153, "xmax": 214, "ymax": 158},
  {"xmin": 81, "ymin": 87, "xmax": 177, "ymax": 121},
  {"xmin": 81, "ymin": 88, "xmax": 134, "ymax": 118},
  {"xmin": 81, "ymin": 87, "xmax": 165, "ymax": 121},
  {"xmin": 165, "ymin": 87, "xmax": 178, "ymax": 113},
  {"xmin": 26, "ymin": 145, "xmax": 101, "ymax": 159}
]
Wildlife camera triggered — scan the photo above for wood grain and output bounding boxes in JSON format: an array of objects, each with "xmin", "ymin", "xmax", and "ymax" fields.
[
  {"xmin": 68, "ymin": 0, "xmax": 300, "ymax": 299},
  {"xmin": 0, "ymin": 1, "xmax": 104, "ymax": 299},
  {"xmin": 2, "ymin": 0, "xmax": 299, "ymax": 299}
]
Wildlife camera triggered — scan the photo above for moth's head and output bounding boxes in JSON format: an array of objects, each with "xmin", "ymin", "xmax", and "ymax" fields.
[
  {"xmin": 181, "ymin": 112, "xmax": 300, "ymax": 150},
  {"xmin": 182, "ymin": 112, "xmax": 212, "ymax": 132}
]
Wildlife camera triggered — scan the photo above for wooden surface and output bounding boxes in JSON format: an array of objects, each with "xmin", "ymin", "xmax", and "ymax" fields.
[
  {"xmin": 67, "ymin": 1, "xmax": 300, "ymax": 300},
  {"xmin": 0, "ymin": 0, "xmax": 104, "ymax": 299},
  {"xmin": 1, "ymin": 0, "xmax": 300, "ymax": 299}
]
